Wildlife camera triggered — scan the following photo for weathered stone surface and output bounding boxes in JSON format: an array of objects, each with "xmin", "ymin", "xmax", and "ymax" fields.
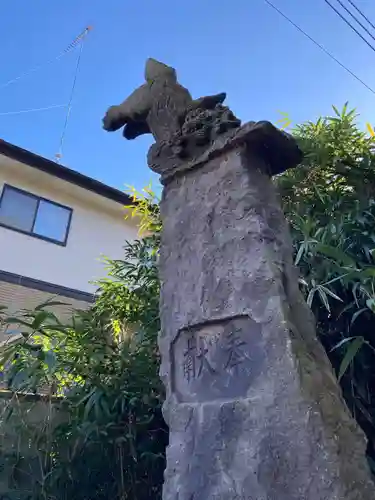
[
  {"xmin": 103, "ymin": 57, "xmax": 374, "ymax": 499},
  {"xmin": 102, "ymin": 58, "xmax": 233, "ymax": 156},
  {"xmin": 158, "ymin": 144, "xmax": 374, "ymax": 499},
  {"xmin": 103, "ymin": 59, "xmax": 304, "ymax": 183},
  {"xmin": 102, "ymin": 58, "xmax": 302, "ymax": 183},
  {"xmin": 172, "ymin": 315, "xmax": 264, "ymax": 403},
  {"xmin": 149, "ymin": 119, "xmax": 302, "ymax": 184}
]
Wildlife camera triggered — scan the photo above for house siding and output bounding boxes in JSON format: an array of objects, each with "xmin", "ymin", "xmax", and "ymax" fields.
[
  {"xmin": 0, "ymin": 155, "xmax": 138, "ymax": 294},
  {"xmin": 0, "ymin": 279, "xmax": 92, "ymax": 342}
]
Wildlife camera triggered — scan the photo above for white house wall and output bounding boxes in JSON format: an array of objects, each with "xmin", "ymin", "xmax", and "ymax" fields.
[{"xmin": 0, "ymin": 155, "xmax": 139, "ymax": 294}]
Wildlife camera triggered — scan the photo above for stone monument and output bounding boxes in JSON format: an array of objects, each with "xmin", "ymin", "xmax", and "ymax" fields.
[{"xmin": 103, "ymin": 58, "xmax": 374, "ymax": 499}]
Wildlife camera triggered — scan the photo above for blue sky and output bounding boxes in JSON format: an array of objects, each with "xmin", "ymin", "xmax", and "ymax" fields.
[{"xmin": 1, "ymin": 0, "xmax": 375, "ymax": 193}]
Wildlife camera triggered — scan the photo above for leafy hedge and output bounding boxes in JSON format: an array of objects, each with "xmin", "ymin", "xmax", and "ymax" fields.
[
  {"xmin": 0, "ymin": 189, "xmax": 164, "ymax": 499},
  {"xmin": 278, "ymin": 104, "xmax": 375, "ymax": 470}
]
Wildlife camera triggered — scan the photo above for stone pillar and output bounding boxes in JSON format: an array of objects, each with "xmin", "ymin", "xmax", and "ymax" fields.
[{"xmin": 157, "ymin": 124, "xmax": 374, "ymax": 499}]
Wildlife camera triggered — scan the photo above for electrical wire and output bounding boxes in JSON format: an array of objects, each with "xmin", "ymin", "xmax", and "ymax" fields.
[
  {"xmin": 323, "ymin": 0, "xmax": 375, "ymax": 54},
  {"xmin": 347, "ymin": 0, "xmax": 375, "ymax": 31},
  {"xmin": 0, "ymin": 104, "xmax": 67, "ymax": 116},
  {"xmin": 0, "ymin": 27, "xmax": 91, "ymax": 91},
  {"xmin": 0, "ymin": 54, "xmax": 73, "ymax": 91},
  {"xmin": 334, "ymin": 0, "xmax": 375, "ymax": 43},
  {"xmin": 262, "ymin": 0, "xmax": 375, "ymax": 96},
  {"xmin": 55, "ymin": 38, "xmax": 85, "ymax": 162}
]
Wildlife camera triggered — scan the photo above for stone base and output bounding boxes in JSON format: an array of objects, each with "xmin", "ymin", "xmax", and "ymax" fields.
[
  {"xmin": 148, "ymin": 121, "xmax": 303, "ymax": 184},
  {"xmin": 158, "ymin": 143, "xmax": 374, "ymax": 499}
]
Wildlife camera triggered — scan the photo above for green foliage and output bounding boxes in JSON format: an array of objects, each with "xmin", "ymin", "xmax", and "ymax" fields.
[
  {"xmin": 277, "ymin": 104, "xmax": 375, "ymax": 469},
  {"xmin": 94, "ymin": 234, "xmax": 160, "ymax": 342},
  {"xmin": 124, "ymin": 183, "xmax": 161, "ymax": 236},
  {"xmin": 279, "ymin": 103, "xmax": 375, "ymax": 216},
  {"xmin": 0, "ymin": 187, "xmax": 166, "ymax": 499}
]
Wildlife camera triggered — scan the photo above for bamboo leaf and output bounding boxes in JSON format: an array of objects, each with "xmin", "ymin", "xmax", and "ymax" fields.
[
  {"xmin": 331, "ymin": 336, "xmax": 355, "ymax": 352},
  {"xmin": 31, "ymin": 310, "xmax": 51, "ymax": 330},
  {"xmin": 0, "ymin": 347, "xmax": 17, "ymax": 366},
  {"xmin": 307, "ymin": 288, "xmax": 316, "ymax": 308},
  {"xmin": 315, "ymin": 243, "xmax": 355, "ymax": 267},
  {"xmin": 366, "ymin": 298, "xmax": 375, "ymax": 312},
  {"xmin": 358, "ymin": 267, "xmax": 375, "ymax": 279},
  {"xmin": 298, "ymin": 277, "xmax": 308, "ymax": 287},
  {"xmin": 320, "ymin": 286, "xmax": 343, "ymax": 302},
  {"xmin": 44, "ymin": 350, "xmax": 57, "ymax": 373},
  {"xmin": 350, "ymin": 308, "xmax": 367, "ymax": 327},
  {"xmin": 295, "ymin": 242, "xmax": 306, "ymax": 265},
  {"xmin": 34, "ymin": 300, "xmax": 68, "ymax": 311},
  {"xmin": 317, "ymin": 287, "xmax": 331, "ymax": 313},
  {"xmin": 338, "ymin": 336, "xmax": 364, "ymax": 381},
  {"xmin": 366, "ymin": 123, "xmax": 375, "ymax": 137},
  {"xmin": 75, "ymin": 388, "xmax": 96, "ymax": 407},
  {"xmin": 313, "ymin": 183, "xmax": 325, "ymax": 204},
  {"xmin": 4, "ymin": 317, "xmax": 32, "ymax": 328},
  {"xmin": 83, "ymin": 392, "xmax": 96, "ymax": 420}
]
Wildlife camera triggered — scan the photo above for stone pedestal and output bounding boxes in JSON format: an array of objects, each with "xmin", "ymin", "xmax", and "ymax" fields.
[{"xmin": 158, "ymin": 125, "xmax": 374, "ymax": 499}]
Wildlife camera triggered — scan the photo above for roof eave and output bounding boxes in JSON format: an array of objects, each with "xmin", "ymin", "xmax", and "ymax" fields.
[{"xmin": 0, "ymin": 139, "xmax": 133, "ymax": 206}]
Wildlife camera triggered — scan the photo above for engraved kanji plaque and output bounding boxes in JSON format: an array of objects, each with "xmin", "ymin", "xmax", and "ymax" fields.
[{"xmin": 171, "ymin": 315, "xmax": 263, "ymax": 403}]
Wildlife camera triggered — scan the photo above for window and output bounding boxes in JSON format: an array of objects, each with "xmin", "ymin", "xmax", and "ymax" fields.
[{"xmin": 0, "ymin": 184, "xmax": 72, "ymax": 245}]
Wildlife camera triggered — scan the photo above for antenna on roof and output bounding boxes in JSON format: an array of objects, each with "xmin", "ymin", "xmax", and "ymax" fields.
[
  {"xmin": 0, "ymin": 26, "xmax": 92, "ymax": 91},
  {"xmin": 55, "ymin": 26, "xmax": 92, "ymax": 164}
]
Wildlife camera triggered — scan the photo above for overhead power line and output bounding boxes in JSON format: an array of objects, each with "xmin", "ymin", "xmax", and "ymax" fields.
[
  {"xmin": 334, "ymin": 0, "xmax": 375, "ymax": 43},
  {"xmin": 0, "ymin": 104, "xmax": 67, "ymax": 116},
  {"xmin": 347, "ymin": 0, "xmax": 375, "ymax": 31},
  {"xmin": 262, "ymin": 0, "xmax": 375, "ymax": 96},
  {"xmin": 323, "ymin": 0, "xmax": 375, "ymax": 53}
]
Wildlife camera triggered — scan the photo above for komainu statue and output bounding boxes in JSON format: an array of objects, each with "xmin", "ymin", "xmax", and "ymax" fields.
[{"xmin": 103, "ymin": 58, "xmax": 302, "ymax": 183}]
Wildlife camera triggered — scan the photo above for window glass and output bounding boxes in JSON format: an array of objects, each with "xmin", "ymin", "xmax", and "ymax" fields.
[
  {"xmin": 0, "ymin": 187, "xmax": 37, "ymax": 231},
  {"xmin": 0, "ymin": 185, "xmax": 72, "ymax": 244},
  {"xmin": 33, "ymin": 199, "xmax": 71, "ymax": 243}
]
